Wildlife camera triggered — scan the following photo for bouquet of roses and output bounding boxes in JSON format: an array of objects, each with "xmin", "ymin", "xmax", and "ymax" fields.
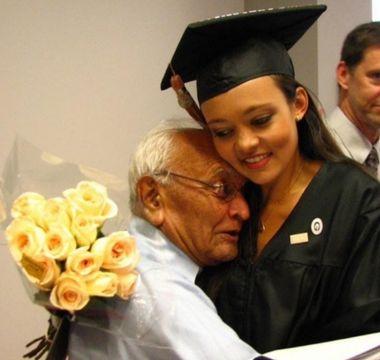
[
  {"xmin": 0, "ymin": 138, "xmax": 138, "ymax": 359},
  {"xmin": 5, "ymin": 180, "xmax": 139, "ymax": 313}
]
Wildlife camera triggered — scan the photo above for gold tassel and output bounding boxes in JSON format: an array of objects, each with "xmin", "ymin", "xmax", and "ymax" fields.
[{"xmin": 169, "ymin": 64, "xmax": 206, "ymax": 127}]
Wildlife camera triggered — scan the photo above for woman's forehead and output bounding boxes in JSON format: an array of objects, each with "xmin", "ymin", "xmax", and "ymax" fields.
[{"xmin": 201, "ymin": 76, "xmax": 284, "ymax": 118}]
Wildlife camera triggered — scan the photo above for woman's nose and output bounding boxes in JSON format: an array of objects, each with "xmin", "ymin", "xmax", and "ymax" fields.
[{"xmin": 235, "ymin": 130, "xmax": 260, "ymax": 156}]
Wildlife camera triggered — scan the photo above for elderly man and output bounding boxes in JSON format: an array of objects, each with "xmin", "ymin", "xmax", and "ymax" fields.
[
  {"xmin": 327, "ymin": 22, "xmax": 380, "ymax": 179},
  {"xmin": 68, "ymin": 121, "xmax": 264, "ymax": 359}
]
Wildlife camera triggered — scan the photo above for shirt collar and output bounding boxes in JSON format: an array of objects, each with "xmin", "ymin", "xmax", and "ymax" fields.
[
  {"xmin": 328, "ymin": 107, "xmax": 373, "ymax": 163},
  {"xmin": 374, "ymin": 139, "xmax": 380, "ymax": 153},
  {"xmin": 128, "ymin": 215, "xmax": 200, "ymax": 283}
]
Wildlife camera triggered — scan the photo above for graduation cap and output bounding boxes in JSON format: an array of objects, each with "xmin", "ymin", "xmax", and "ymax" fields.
[{"xmin": 161, "ymin": 5, "xmax": 327, "ymax": 110}]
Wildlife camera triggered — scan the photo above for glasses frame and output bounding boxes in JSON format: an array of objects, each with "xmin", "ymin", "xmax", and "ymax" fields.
[{"xmin": 153, "ymin": 170, "xmax": 240, "ymax": 202}]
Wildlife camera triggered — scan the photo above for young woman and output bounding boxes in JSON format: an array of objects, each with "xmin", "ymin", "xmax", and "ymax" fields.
[{"xmin": 161, "ymin": 5, "xmax": 380, "ymax": 353}]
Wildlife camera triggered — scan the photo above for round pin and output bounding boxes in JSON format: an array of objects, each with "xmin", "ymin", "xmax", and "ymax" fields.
[{"xmin": 311, "ymin": 218, "xmax": 323, "ymax": 235}]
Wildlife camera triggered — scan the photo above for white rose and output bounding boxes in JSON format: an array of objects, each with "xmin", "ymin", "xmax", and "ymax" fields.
[
  {"xmin": 86, "ymin": 271, "xmax": 119, "ymax": 297},
  {"xmin": 6, "ymin": 217, "xmax": 45, "ymax": 262},
  {"xmin": 11, "ymin": 192, "xmax": 46, "ymax": 226},
  {"xmin": 50, "ymin": 272, "xmax": 89, "ymax": 312},
  {"xmin": 117, "ymin": 271, "xmax": 138, "ymax": 300},
  {"xmin": 71, "ymin": 213, "xmax": 99, "ymax": 247},
  {"xmin": 41, "ymin": 197, "xmax": 71, "ymax": 230},
  {"xmin": 66, "ymin": 247, "xmax": 102, "ymax": 278},
  {"xmin": 91, "ymin": 231, "xmax": 140, "ymax": 272},
  {"xmin": 44, "ymin": 224, "xmax": 76, "ymax": 261},
  {"xmin": 21, "ymin": 254, "xmax": 61, "ymax": 291},
  {"xmin": 63, "ymin": 181, "xmax": 117, "ymax": 225}
]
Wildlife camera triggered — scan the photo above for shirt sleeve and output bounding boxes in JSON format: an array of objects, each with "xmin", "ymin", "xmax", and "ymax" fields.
[{"xmin": 68, "ymin": 268, "xmax": 261, "ymax": 360}]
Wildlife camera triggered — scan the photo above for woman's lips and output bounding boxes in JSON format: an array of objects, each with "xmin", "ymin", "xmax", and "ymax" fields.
[{"xmin": 243, "ymin": 153, "xmax": 271, "ymax": 170}]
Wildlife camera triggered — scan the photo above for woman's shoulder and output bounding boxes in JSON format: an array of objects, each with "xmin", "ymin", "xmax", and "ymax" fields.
[
  {"xmin": 323, "ymin": 161, "xmax": 378, "ymax": 187},
  {"xmin": 319, "ymin": 161, "xmax": 380, "ymax": 211}
]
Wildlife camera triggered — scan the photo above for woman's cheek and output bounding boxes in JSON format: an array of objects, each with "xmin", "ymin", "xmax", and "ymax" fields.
[{"xmin": 213, "ymin": 138, "xmax": 235, "ymax": 163}]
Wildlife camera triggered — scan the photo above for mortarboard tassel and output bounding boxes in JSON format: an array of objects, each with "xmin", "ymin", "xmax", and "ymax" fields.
[{"xmin": 169, "ymin": 64, "xmax": 206, "ymax": 127}]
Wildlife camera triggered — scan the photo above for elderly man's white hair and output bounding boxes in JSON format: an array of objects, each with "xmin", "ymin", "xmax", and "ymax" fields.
[{"xmin": 128, "ymin": 118, "xmax": 202, "ymax": 214}]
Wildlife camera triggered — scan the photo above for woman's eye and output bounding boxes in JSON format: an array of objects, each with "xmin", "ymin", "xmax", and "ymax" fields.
[
  {"xmin": 211, "ymin": 128, "xmax": 233, "ymax": 138},
  {"xmin": 251, "ymin": 115, "xmax": 272, "ymax": 126},
  {"xmin": 370, "ymin": 72, "xmax": 380, "ymax": 81}
]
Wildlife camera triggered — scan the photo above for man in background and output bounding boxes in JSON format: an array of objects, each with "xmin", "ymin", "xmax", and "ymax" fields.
[{"xmin": 326, "ymin": 22, "xmax": 380, "ymax": 179}]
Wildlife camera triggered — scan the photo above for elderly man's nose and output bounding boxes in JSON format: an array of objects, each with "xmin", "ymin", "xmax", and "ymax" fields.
[{"xmin": 228, "ymin": 192, "xmax": 250, "ymax": 221}]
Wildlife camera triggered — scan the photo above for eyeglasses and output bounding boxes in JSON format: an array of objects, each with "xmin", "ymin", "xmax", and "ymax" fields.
[{"xmin": 154, "ymin": 170, "xmax": 241, "ymax": 202}]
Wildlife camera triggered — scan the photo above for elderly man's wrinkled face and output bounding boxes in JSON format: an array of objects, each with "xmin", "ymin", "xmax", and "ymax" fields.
[{"xmin": 158, "ymin": 130, "xmax": 249, "ymax": 267}]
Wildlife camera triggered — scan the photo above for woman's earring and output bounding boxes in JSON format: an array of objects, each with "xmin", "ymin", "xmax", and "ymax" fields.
[{"xmin": 296, "ymin": 115, "xmax": 302, "ymax": 122}]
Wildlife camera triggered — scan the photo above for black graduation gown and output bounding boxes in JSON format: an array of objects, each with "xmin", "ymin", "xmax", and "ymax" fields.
[{"xmin": 197, "ymin": 161, "xmax": 380, "ymax": 353}]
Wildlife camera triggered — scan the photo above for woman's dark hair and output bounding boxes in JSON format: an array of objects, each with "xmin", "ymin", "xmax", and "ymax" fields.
[{"xmin": 272, "ymin": 74, "xmax": 346, "ymax": 162}]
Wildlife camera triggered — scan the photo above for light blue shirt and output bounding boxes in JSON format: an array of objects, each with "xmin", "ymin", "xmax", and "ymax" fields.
[{"xmin": 68, "ymin": 216, "xmax": 260, "ymax": 359}]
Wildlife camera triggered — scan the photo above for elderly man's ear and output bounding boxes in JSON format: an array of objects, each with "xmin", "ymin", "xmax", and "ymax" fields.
[{"xmin": 137, "ymin": 177, "xmax": 165, "ymax": 227}]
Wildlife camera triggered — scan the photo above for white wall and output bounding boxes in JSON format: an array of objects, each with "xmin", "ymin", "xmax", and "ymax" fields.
[{"xmin": 0, "ymin": 1, "xmax": 243, "ymax": 359}]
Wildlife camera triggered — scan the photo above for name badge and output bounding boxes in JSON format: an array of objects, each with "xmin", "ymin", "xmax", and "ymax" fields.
[{"xmin": 290, "ymin": 232, "xmax": 309, "ymax": 245}]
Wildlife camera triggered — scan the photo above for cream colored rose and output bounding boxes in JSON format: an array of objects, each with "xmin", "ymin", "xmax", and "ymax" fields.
[
  {"xmin": 41, "ymin": 197, "xmax": 71, "ymax": 230},
  {"xmin": 66, "ymin": 247, "xmax": 102, "ymax": 278},
  {"xmin": 71, "ymin": 213, "xmax": 98, "ymax": 247},
  {"xmin": 63, "ymin": 181, "xmax": 117, "ymax": 225},
  {"xmin": 6, "ymin": 217, "xmax": 45, "ymax": 262},
  {"xmin": 117, "ymin": 271, "xmax": 138, "ymax": 300},
  {"xmin": 21, "ymin": 254, "xmax": 61, "ymax": 291},
  {"xmin": 50, "ymin": 272, "xmax": 90, "ymax": 312},
  {"xmin": 91, "ymin": 231, "xmax": 140, "ymax": 272},
  {"xmin": 86, "ymin": 271, "xmax": 119, "ymax": 297},
  {"xmin": 44, "ymin": 224, "xmax": 76, "ymax": 261},
  {"xmin": 11, "ymin": 192, "xmax": 46, "ymax": 226}
]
